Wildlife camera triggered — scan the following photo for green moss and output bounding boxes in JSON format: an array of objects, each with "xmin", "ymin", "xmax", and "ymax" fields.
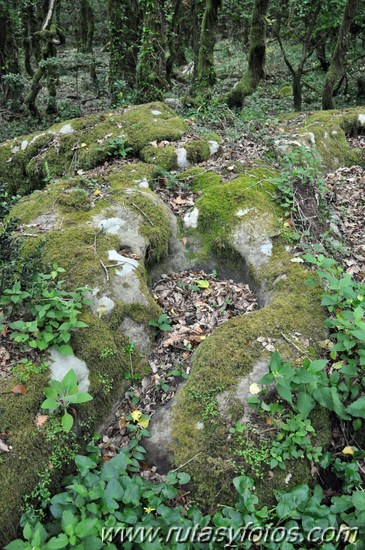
[
  {"xmin": 140, "ymin": 145, "xmax": 178, "ymax": 170},
  {"xmin": 278, "ymin": 85, "xmax": 293, "ymax": 97},
  {"xmin": 185, "ymin": 139, "xmax": 211, "ymax": 164},
  {"xmin": 170, "ymin": 164, "xmax": 327, "ymax": 510},
  {"xmin": 298, "ymin": 108, "xmax": 365, "ymax": 169},
  {"xmin": 58, "ymin": 188, "xmax": 92, "ymax": 211},
  {"xmin": 0, "ymin": 102, "xmax": 188, "ymax": 195},
  {"xmin": 123, "ymin": 190, "xmax": 171, "ymax": 264},
  {"xmin": 107, "ymin": 163, "xmax": 157, "ymax": 190},
  {"xmin": 178, "ymin": 167, "xmax": 222, "ymax": 190},
  {"xmin": 117, "ymin": 102, "xmax": 188, "ymax": 151},
  {"xmin": 195, "ymin": 170, "xmax": 278, "ymax": 250}
]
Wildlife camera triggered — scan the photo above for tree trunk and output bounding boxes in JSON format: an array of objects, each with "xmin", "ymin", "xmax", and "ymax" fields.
[
  {"xmin": 293, "ymin": 71, "xmax": 302, "ymax": 111},
  {"xmin": 226, "ymin": 0, "xmax": 270, "ymax": 107},
  {"xmin": 136, "ymin": 0, "xmax": 167, "ymax": 101},
  {"xmin": 26, "ymin": 0, "xmax": 60, "ymax": 118},
  {"xmin": 191, "ymin": 0, "xmax": 206, "ymax": 75},
  {"xmin": 0, "ymin": 4, "xmax": 20, "ymax": 80},
  {"xmin": 316, "ymin": 37, "xmax": 329, "ymax": 71},
  {"xmin": 322, "ymin": 0, "xmax": 357, "ymax": 110},
  {"xmin": 78, "ymin": 0, "xmax": 97, "ymax": 86},
  {"xmin": 108, "ymin": 0, "xmax": 141, "ymax": 98},
  {"xmin": 194, "ymin": 0, "xmax": 222, "ymax": 92},
  {"xmin": 166, "ymin": 0, "xmax": 188, "ymax": 79}
]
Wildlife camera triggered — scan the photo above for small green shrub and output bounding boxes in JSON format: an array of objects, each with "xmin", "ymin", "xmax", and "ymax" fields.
[
  {"xmin": 41, "ymin": 369, "xmax": 93, "ymax": 433},
  {"xmin": 148, "ymin": 313, "xmax": 172, "ymax": 332},
  {"xmin": 0, "ymin": 263, "xmax": 90, "ymax": 354}
]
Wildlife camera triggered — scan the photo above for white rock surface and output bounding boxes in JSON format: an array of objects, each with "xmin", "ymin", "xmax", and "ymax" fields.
[
  {"xmin": 108, "ymin": 250, "xmax": 139, "ymax": 276},
  {"xmin": 183, "ymin": 207, "xmax": 199, "ymax": 229},
  {"xmin": 176, "ymin": 147, "xmax": 190, "ymax": 169},
  {"xmin": 208, "ymin": 140, "xmax": 220, "ymax": 155},
  {"xmin": 49, "ymin": 349, "xmax": 90, "ymax": 392},
  {"xmin": 59, "ymin": 123, "xmax": 75, "ymax": 135}
]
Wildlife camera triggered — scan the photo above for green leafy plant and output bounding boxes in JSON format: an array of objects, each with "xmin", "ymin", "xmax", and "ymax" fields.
[
  {"xmin": 269, "ymin": 414, "xmax": 323, "ymax": 468},
  {"xmin": 41, "ymin": 369, "xmax": 93, "ymax": 433},
  {"xmin": 99, "ymin": 136, "xmax": 133, "ymax": 158},
  {"xmin": 270, "ymin": 146, "xmax": 326, "ymax": 217},
  {"xmin": 13, "ymin": 359, "xmax": 49, "ymax": 383},
  {"xmin": 148, "ymin": 313, "xmax": 172, "ymax": 332},
  {"xmin": 0, "ymin": 264, "xmax": 90, "ymax": 355},
  {"xmin": 229, "ymin": 423, "xmax": 271, "ymax": 478}
]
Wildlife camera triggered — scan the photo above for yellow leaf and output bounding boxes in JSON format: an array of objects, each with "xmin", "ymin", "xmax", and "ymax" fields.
[
  {"xmin": 196, "ymin": 280, "xmax": 209, "ymax": 289},
  {"xmin": 93, "ymin": 189, "xmax": 101, "ymax": 196},
  {"xmin": 342, "ymin": 446, "xmax": 354, "ymax": 455},
  {"xmin": 80, "ymin": 142, "xmax": 87, "ymax": 148},
  {"xmin": 138, "ymin": 416, "xmax": 150, "ymax": 429},
  {"xmin": 249, "ymin": 383, "xmax": 261, "ymax": 395},
  {"xmin": 131, "ymin": 410, "xmax": 142, "ymax": 422}
]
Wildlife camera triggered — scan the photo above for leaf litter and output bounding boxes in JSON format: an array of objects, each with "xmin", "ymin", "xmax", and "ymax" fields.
[{"xmin": 99, "ymin": 269, "xmax": 257, "ymax": 463}]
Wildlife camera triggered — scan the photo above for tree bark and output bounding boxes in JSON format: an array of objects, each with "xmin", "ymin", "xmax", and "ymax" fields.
[
  {"xmin": 78, "ymin": 0, "xmax": 97, "ymax": 86},
  {"xmin": 136, "ymin": 0, "xmax": 167, "ymax": 101},
  {"xmin": 194, "ymin": 0, "xmax": 222, "ymax": 92},
  {"xmin": 0, "ymin": 3, "xmax": 20, "ymax": 80},
  {"xmin": 226, "ymin": 0, "xmax": 270, "ymax": 107},
  {"xmin": 322, "ymin": 0, "xmax": 357, "ymax": 110},
  {"xmin": 108, "ymin": 0, "xmax": 141, "ymax": 97},
  {"xmin": 26, "ymin": 0, "xmax": 60, "ymax": 117},
  {"xmin": 166, "ymin": 0, "xmax": 188, "ymax": 79}
]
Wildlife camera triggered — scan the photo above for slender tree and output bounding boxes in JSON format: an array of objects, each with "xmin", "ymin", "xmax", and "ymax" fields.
[
  {"xmin": 322, "ymin": 0, "xmax": 357, "ymax": 109},
  {"xmin": 108, "ymin": 0, "xmax": 141, "ymax": 98},
  {"xmin": 274, "ymin": 2, "xmax": 321, "ymax": 111},
  {"xmin": 0, "ymin": 2, "xmax": 20, "ymax": 81},
  {"xmin": 26, "ymin": 0, "xmax": 64, "ymax": 117},
  {"xmin": 136, "ymin": 0, "xmax": 167, "ymax": 101},
  {"xmin": 194, "ymin": 0, "xmax": 222, "ymax": 92},
  {"xmin": 166, "ymin": 0, "xmax": 188, "ymax": 79},
  {"xmin": 78, "ymin": 0, "xmax": 97, "ymax": 85},
  {"xmin": 226, "ymin": 0, "xmax": 270, "ymax": 107}
]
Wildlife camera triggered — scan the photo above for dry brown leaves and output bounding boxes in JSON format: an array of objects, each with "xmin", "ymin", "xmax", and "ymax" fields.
[
  {"xmin": 99, "ymin": 269, "xmax": 257, "ymax": 462},
  {"xmin": 325, "ymin": 165, "xmax": 365, "ymax": 280},
  {"xmin": 152, "ymin": 270, "xmax": 257, "ymax": 356}
]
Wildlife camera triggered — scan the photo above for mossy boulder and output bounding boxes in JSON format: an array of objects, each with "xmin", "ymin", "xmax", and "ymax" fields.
[
  {"xmin": 140, "ymin": 138, "xmax": 220, "ymax": 171},
  {"xmin": 278, "ymin": 108, "xmax": 365, "ymax": 170},
  {"xmin": 146, "ymin": 166, "xmax": 329, "ymax": 510},
  {"xmin": 0, "ymin": 161, "xmax": 174, "ymax": 544},
  {"xmin": 0, "ymin": 102, "xmax": 188, "ymax": 196}
]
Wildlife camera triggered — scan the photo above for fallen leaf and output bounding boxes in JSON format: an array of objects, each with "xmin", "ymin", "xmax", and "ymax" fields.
[
  {"xmin": 80, "ymin": 142, "xmax": 87, "ymax": 148},
  {"xmin": 12, "ymin": 384, "xmax": 27, "ymax": 395},
  {"xmin": 131, "ymin": 410, "xmax": 142, "ymax": 422},
  {"xmin": 181, "ymin": 237, "xmax": 187, "ymax": 246},
  {"xmin": 138, "ymin": 416, "xmax": 150, "ymax": 429},
  {"xmin": 93, "ymin": 189, "xmax": 101, "ymax": 196},
  {"xmin": 35, "ymin": 415, "xmax": 48, "ymax": 428},
  {"xmin": 342, "ymin": 446, "xmax": 355, "ymax": 456}
]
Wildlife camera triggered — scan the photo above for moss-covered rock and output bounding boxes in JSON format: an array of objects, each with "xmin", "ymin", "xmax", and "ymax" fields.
[
  {"xmin": 140, "ymin": 144, "xmax": 178, "ymax": 170},
  {"xmin": 0, "ymin": 102, "xmax": 188, "ymax": 195},
  {"xmin": 280, "ymin": 107, "xmax": 365, "ymax": 170},
  {"xmin": 0, "ymin": 161, "xmax": 173, "ymax": 544},
  {"xmin": 167, "ymin": 166, "xmax": 328, "ymax": 510}
]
